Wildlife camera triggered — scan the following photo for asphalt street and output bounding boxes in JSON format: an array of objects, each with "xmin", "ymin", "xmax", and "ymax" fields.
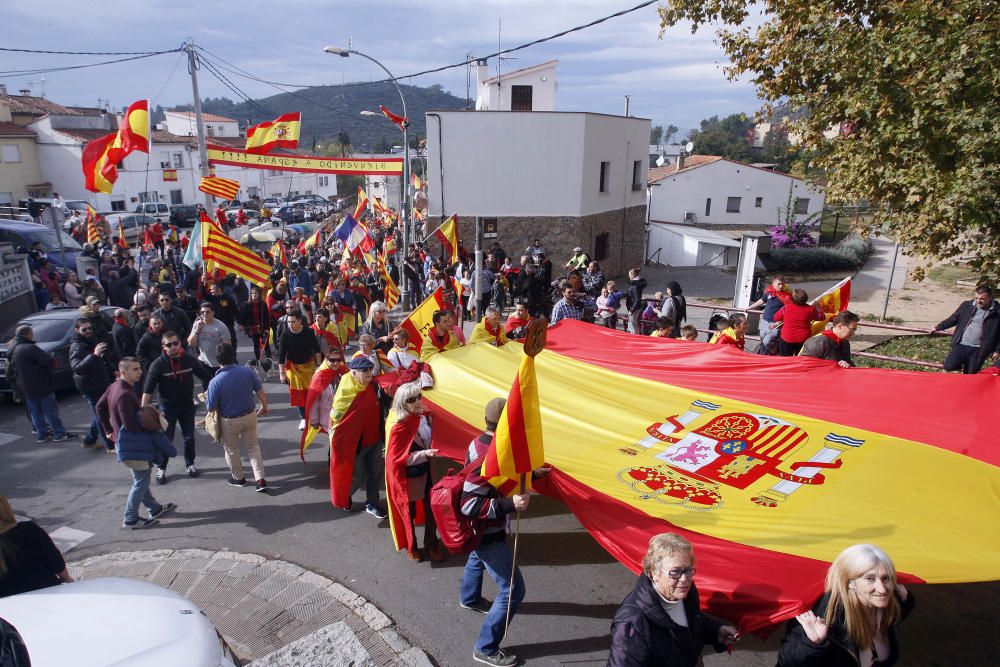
[{"xmin": 0, "ymin": 333, "xmax": 996, "ymax": 666}]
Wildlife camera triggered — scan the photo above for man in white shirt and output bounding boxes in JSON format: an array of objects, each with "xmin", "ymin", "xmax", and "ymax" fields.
[{"xmin": 187, "ymin": 302, "xmax": 233, "ymax": 373}]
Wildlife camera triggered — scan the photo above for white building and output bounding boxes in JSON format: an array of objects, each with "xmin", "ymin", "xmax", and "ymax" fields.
[
  {"xmin": 425, "ymin": 110, "xmax": 648, "ymax": 275},
  {"xmin": 475, "ymin": 60, "xmax": 557, "ymax": 112},
  {"xmin": 646, "ymin": 155, "xmax": 825, "ymax": 267},
  {"xmin": 163, "ymin": 111, "xmax": 240, "ymax": 139}
]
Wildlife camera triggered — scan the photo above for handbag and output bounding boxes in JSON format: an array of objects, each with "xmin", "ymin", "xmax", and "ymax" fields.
[{"xmin": 203, "ymin": 408, "xmax": 222, "ymax": 443}]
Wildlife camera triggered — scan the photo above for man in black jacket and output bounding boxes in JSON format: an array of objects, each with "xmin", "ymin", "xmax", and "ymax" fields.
[
  {"xmin": 933, "ymin": 285, "xmax": 1000, "ymax": 374},
  {"xmin": 625, "ymin": 267, "xmax": 648, "ymax": 334},
  {"xmin": 69, "ymin": 317, "xmax": 118, "ymax": 450},
  {"xmin": 111, "ymin": 308, "xmax": 136, "ymax": 358},
  {"xmin": 135, "ymin": 315, "xmax": 166, "ymax": 374},
  {"xmin": 9, "ymin": 325, "xmax": 79, "ymax": 443},
  {"xmin": 142, "ymin": 329, "xmax": 215, "ymax": 482},
  {"xmin": 152, "ymin": 293, "xmax": 191, "ymax": 342}
]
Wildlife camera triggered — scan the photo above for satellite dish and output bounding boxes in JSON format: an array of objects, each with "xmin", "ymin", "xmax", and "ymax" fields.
[
  {"xmin": 656, "ymin": 155, "xmax": 666, "ymax": 167},
  {"xmin": 685, "ymin": 141, "xmax": 695, "ymax": 154}
]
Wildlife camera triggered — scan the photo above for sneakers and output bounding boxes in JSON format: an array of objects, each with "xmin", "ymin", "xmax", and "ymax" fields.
[
  {"xmin": 123, "ymin": 517, "xmax": 159, "ymax": 530},
  {"xmin": 186, "ymin": 464, "xmax": 199, "ymax": 478},
  {"xmin": 473, "ymin": 649, "xmax": 518, "ymax": 666},
  {"xmin": 297, "ymin": 418, "xmax": 306, "ymax": 430},
  {"xmin": 35, "ymin": 431, "xmax": 52, "ymax": 443},
  {"xmin": 149, "ymin": 502, "xmax": 177, "ymax": 520},
  {"xmin": 461, "ymin": 598, "xmax": 493, "ymax": 614},
  {"xmin": 364, "ymin": 503, "xmax": 387, "ymax": 520},
  {"xmin": 228, "ymin": 476, "xmax": 247, "ymax": 487},
  {"xmin": 81, "ymin": 439, "xmax": 101, "ymax": 449},
  {"xmin": 51, "ymin": 432, "xmax": 80, "ymax": 442},
  {"xmin": 255, "ymin": 479, "xmax": 268, "ymax": 493}
]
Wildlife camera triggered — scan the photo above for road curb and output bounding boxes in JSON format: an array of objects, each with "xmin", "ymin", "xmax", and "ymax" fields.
[{"xmin": 69, "ymin": 549, "xmax": 433, "ymax": 666}]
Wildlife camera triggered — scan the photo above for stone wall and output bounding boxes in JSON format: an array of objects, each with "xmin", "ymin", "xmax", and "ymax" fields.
[{"xmin": 423, "ymin": 205, "xmax": 646, "ymax": 279}]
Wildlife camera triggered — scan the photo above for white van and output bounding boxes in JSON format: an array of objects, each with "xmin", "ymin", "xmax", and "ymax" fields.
[{"xmin": 134, "ymin": 202, "xmax": 170, "ymax": 224}]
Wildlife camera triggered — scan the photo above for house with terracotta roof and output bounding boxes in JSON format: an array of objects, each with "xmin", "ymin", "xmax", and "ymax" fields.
[
  {"xmin": 0, "ymin": 101, "xmax": 46, "ymax": 205},
  {"xmin": 645, "ymin": 155, "xmax": 824, "ymax": 266},
  {"xmin": 163, "ymin": 110, "xmax": 240, "ymax": 139}
]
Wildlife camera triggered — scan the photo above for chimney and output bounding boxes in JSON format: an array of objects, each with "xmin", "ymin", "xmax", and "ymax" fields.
[
  {"xmin": 0, "ymin": 84, "xmax": 6, "ymax": 96},
  {"xmin": 675, "ymin": 153, "xmax": 686, "ymax": 172},
  {"xmin": 476, "ymin": 58, "xmax": 490, "ymax": 85},
  {"xmin": 19, "ymin": 89, "xmax": 31, "ymax": 97}
]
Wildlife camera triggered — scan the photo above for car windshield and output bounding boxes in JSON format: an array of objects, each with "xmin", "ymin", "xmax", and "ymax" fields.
[
  {"xmin": 22, "ymin": 228, "xmax": 82, "ymax": 251},
  {"xmin": 8, "ymin": 317, "xmax": 71, "ymax": 343}
]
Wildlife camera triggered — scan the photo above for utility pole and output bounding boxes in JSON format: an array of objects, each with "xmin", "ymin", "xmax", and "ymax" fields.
[{"xmin": 185, "ymin": 41, "xmax": 213, "ymax": 210}]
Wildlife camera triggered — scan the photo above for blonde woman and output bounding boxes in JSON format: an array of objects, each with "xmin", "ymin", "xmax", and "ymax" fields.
[
  {"xmin": 778, "ymin": 544, "xmax": 914, "ymax": 666},
  {"xmin": 361, "ymin": 300, "xmax": 393, "ymax": 353}
]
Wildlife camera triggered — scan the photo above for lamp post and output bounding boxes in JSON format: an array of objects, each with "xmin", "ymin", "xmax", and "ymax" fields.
[{"xmin": 324, "ymin": 46, "xmax": 412, "ymax": 309}]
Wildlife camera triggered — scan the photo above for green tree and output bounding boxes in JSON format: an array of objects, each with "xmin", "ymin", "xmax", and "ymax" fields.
[
  {"xmin": 689, "ymin": 114, "xmax": 755, "ymax": 161},
  {"xmin": 659, "ymin": 0, "xmax": 1000, "ymax": 276},
  {"xmin": 664, "ymin": 124, "xmax": 679, "ymax": 144},
  {"xmin": 650, "ymin": 125, "xmax": 664, "ymax": 144}
]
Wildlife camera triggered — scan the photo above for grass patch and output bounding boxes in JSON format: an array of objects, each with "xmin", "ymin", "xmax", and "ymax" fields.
[
  {"xmin": 858, "ymin": 313, "xmax": 905, "ymax": 325},
  {"xmin": 926, "ymin": 263, "xmax": 979, "ymax": 287},
  {"xmin": 854, "ymin": 334, "xmax": 951, "ymax": 372}
]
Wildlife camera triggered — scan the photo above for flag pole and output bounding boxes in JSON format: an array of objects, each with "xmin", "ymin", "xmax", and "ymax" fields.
[{"xmin": 503, "ymin": 472, "xmax": 527, "ymax": 641}]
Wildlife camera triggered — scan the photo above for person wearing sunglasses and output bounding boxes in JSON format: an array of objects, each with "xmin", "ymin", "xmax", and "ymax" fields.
[
  {"xmin": 608, "ymin": 533, "xmax": 737, "ymax": 666},
  {"xmin": 384, "ymin": 382, "xmax": 445, "ymax": 564},
  {"xmin": 141, "ymin": 331, "xmax": 215, "ymax": 481},
  {"xmin": 70, "ymin": 317, "xmax": 119, "ymax": 452}
]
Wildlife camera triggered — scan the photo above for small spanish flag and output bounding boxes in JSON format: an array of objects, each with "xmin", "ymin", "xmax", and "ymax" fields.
[
  {"xmin": 412, "ymin": 173, "xmax": 422, "ymax": 190},
  {"xmin": 379, "ymin": 105, "xmax": 408, "ymax": 131},
  {"xmin": 245, "ymin": 112, "xmax": 301, "ymax": 154},
  {"xmin": 432, "ymin": 214, "xmax": 459, "ymax": 265},
  {"xmin": 352, "ymin": 186, "xmax": 369, "ymax": 220},
  {"xmin": 481, "ymin": 352, "xmax": 545, "ymax": 495}
]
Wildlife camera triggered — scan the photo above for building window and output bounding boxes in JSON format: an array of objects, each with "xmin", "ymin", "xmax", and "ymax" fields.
[
  {"xmin": 755, "ymin": 196, "xmax": 763, "ymax": 208},
  {"xmin": 206, "ymin": 126, "xmax": 215, "ymax": 137},
  {"xmin": 599, "ymin": 161, "xmax": 610, "ymax": 193},
  {"xmin": 139, "ymin": 191, "xmax": 158, "ymax": 203},
  {"xmin": 705, "ymin": 198, "xmax": 712, "ymax": 216},
  {"xmin": 794, "ymin": 197, "xmax": 810, "ymax": 214},
  {"xmin": 631, "ymin": 161, "xmax": 642, "ymax": 191},
  {"xmin": 110, "ymin": 200, "xmax": 126, "ymax": 212},
  {"xmin": 159, "ymin": 152, "xmax": 171, "ymax": 168},
  {"xmin": 318, "ymin": 176, "xmax": 328, "ymax": 187},
  {"xmin": 247, "ymin": 186, "xmax": 258, "ymax": 198},
  {"xmin": 169, "ymin": 189, "xmax": 183, "ymax": 205},
  {"xmin": 1, "ymin": 145, "xmax": 21, "ymax": 163},
  {"xmin": 594, "ymin": 232, "xmax": 610, "ymax": 262},
  {"xmin": 172, "ymin": 152, "xmax": 184, "ymax": 168},
  {"xmin": 726, "ymin": 197, "xmax": 742, "ymax": 213},
  {"xmin": 0, "ymin": 192, "xmax": 12, "ymax": 204},
  {"xmin": 510, "ymin": 85, "xmax": 533, "ymax": 111}
]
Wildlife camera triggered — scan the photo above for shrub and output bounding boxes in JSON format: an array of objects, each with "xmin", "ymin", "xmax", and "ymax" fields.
[{"xmin": 769, "ymin": 235, "xmax": 874, "ymax": 272}]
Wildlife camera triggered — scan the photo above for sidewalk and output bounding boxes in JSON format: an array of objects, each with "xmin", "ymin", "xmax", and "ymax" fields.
[{"xmin": 69, "ymin": 550, "xmax": 432, "ymax": 667}]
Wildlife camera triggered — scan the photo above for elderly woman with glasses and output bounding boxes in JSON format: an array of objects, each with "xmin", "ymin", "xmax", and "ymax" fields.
[
  {"xmin": 384, "ymin": 382, "xmax": 446, "ymax": 563},
  {"xmin": 608, "ymin": 533, "xmax": 737, "ymax": 666}
]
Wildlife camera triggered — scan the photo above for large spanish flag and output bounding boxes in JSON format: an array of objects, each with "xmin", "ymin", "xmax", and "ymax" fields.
[
  {"xmin": 201, "ymin": 220, "xmax": 271, "ymax": 287},
  {"xmin": 245, "ymin": 112, "xmax": 301, "ymax": 154},
  {"xmin": 81, "ymin": 99, "xmax": 150, "ymax": 194},
  {"xmin": 418, "ymin": 320, "xmax": 1000, "ymax": 633},
  {"xmin": 431, "ymin": 214, "xmax": 459, "ymax": 265}
]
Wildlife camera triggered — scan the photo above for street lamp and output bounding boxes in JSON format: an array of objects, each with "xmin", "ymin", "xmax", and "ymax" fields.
[{"xmin": 324, "ymin": 46, "xmax": 412, "ymax": 309}]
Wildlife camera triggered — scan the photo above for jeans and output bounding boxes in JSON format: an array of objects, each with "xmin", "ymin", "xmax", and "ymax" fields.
[
  {"xmin": 756, "ymin": 319, "xmax": 779, "ymax": 355},
  {"xmin": 83, "ymin": 392, "xmax": 113, "ymax": 448},
  {"xmin": 460, "ymin": 550, "xmax": 487, "ymax": 605},
  {"xmin": 25, "ymin": 393, "xmax": 66, "ymax": 437},
  {"xmin": 124, "ymin": 463, "xmax": 162, "ymax": 524},
  {"xmin": 161, "ymin": 402, "xmax": 196, "ymax": 467},
  {"xmin": 943, "ymin": 343, "xmax": 983, "ymax": 374},
  {"xmin": 351, "ymin": 442, "xmax": 384, "ymax": 506},
  {"xmin": 467, "ymin": 538, "xmax": 525, "ymax": 655}
]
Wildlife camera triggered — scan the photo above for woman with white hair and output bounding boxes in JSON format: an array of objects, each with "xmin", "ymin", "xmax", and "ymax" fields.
[
  {"xmin": 608, "ymin": 533, "xmax": 737, "ymax": 666},
  {"xmin": 361, "ymin": 300, "xmax": 394, "ymax": 354},
  {"xmin": 778, "ymin": 544, "xmax": 914, "ymax": 666}
]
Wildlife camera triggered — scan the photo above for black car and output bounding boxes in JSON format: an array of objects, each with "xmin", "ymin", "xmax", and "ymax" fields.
[
  {"xmin": 273, "ymin": 205, "xmax": 305, "ymax": 224},
  {"xmin": 169, "ymin": 204, "xmax": 200, "ymax": 227},
  {"xmin": 0, "ymin": 306, "xmax": 115, "ymax": 400}
]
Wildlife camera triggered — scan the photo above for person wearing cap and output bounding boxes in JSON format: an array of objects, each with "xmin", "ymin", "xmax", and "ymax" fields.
[
  {"xmin": 565, "ymin": 246, "xmax": 591, "ymax": 272},
  {"xmin": 469, "ymin": 307, "xmax": 509, "ymax": 347},
  {"xmin": 328, "ymin": 356, "xmax": 386, "ymax": 518},
  {"xmin": 420, "ymin": 309, "xmax": 462, "ymax": 361},
  {"xmin": 173, "ymin": 285, "xmax": 199, "ymax": 323},
  {"xmin": 79, "ymin": 298, "xmax": 111, "ymax": 340}
]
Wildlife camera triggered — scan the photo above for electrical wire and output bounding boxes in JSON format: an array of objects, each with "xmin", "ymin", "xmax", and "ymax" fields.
[
  {"xmin": 0, "ymin": 50, "xmax": 183, "ymax": 78},
  {"xmin": 0, "ymin": 46, "xmax": 177, "ymax": 56}
]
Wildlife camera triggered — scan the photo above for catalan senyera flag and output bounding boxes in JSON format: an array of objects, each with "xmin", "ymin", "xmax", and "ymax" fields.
[
  {"xmin": 416, "ymin": 320, "xmax": 1000, "ymax": 634},
  {"xmin": 117, "ymin": 222, "xmax": 128, "ymax": 249},
  {"xmin": 201, "ymin": 219, "xmax": 271, "ymax": 287},
  {"xmin": 379, "ymin": 104, "xmax": 407, "ymax": 131},
  {"xmin": 352, "ymin": 186, "xmax": 369, "ymax": 220},
  {"xmin": 432, "ymin": 214, "xmax": 459, "ymax": 265},
  {"xmin": 269, "ymin": 241, "xmax": 288, "ymax": 267},
  {"xmin": 412, "ymin": 173, "xmax": 422, "ymax": 190},
  {"xmin": 810, "ymin": 276, "xmax": 852, "ymax": 335},
  {"xmin": 481, "ymin": 352, "xmax": 545, "ymax": 496},
  {"xmin": 81, "ymin": 99, "xmax": 150, "ymax": 194},
  {"xmin": 84, "ymin": 204, "xmax": 100, "ymax": 244},
  {"xmin": 245, "ymin": 112, "xmax": 301, "ymax": 154},
  {"xmin": 377, "ymin": 252, "xmax": 399, "ymax": 310},
  {"xmin": 198, "ymin": 175, "xmax": 240, "ymax": 202},
  {"xmin": 399, "ymin": 286, "xmax": 450, "ymax": 355},
  {"xmin": 200, "ymin": 210, "xmax": 222, "ymax": 231}
]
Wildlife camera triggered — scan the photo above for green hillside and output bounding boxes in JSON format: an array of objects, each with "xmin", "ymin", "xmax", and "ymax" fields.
[{"xmin": 164, "ymin": 82, "xmax": 467, "ymax": 153}]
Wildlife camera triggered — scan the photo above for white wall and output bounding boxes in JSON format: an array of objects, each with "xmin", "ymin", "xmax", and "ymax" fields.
[
  {"xmin": 164, "ymin": 112, "xmax": 239, "ymax": 138},
  {"xmin": 426, "ymin": 111, "xmax": 648, "ymax": 219},
  {"xmin": 476, "ymin": 62, "xmax": 557, "ymax": 111},
  {"xmin": 648, "ymin": 159, "xmax": 824, "ymax": 226}
]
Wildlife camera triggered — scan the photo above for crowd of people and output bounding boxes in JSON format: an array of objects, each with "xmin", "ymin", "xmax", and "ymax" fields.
[{"xmin": 7, "ymin": 210, "xmax": 997, "ymax": 666}]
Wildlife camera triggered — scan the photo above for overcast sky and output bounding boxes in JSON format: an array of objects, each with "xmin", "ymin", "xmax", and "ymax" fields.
[{"xmin": 1, "ymin": 0, "xmax": 761, "ymax": 137}]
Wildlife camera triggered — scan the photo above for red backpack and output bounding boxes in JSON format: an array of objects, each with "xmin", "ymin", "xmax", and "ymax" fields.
[{"xmin": 430, "ymin": 461, "xmax": 483, "ymax": 555}]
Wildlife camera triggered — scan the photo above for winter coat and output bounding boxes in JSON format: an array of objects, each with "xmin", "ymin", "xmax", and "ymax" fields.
[
  {"xmin": 626, "ymin": 277, "xmax": 648, "ymax": 313},
  {"xmin": 777, "ymin": 590, "xmax": 915, "ymax": 667},
  {"xmin": 111, "ymin": 321, "xmax": 136, "ymax": 358},
  {"xmin": 800, "ymin": 332, "xmax": 853, "ymax": 366},
  {"xmin": 9, "ymin": 336, "xmax": 55, "ymax": 398},
  {"xmin": 608, "ymin": 575, "xmax": 724, "ymax": 667},
  {"xmin": 116, "ymin": 428, "xmax": 177, "ymax": 463},
  {"xmin": 69, "ymin": 331, "xmax": 118, "ymax": 396},
  {"xmin": 935, "ymin": 299, "xmax": 1000, "ymax": 371}
]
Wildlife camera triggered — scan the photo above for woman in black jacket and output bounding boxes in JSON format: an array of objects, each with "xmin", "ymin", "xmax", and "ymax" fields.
[
  {"xmin": 625, "ymin": 267, "xmax": 648, "ymax": 334},
  {"xmin": 778, "ymin": 544, "xmax": 914, "ymax": 666},
  {"xmin": 608, "ymin": 533, "xmax": 736, "ymax": 666}
]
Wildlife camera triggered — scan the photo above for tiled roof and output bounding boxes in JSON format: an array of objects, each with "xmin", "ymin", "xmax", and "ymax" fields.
[
  {"xmin": 151, "ymin": 130, "xmax": 196, "ymax": 145},
  {"xmin": 648, "ymin": 155, "xmax": 724, "ymax": 182},
  {"xmin": 0, "ymin": 122, "xmax": 36, "ymax": 138},
  {"xmin": 0, "ymin": 94, "xmax": 80, "ymax": 117},
  {"xmin": 67, "ymin": 106, "xmax": 108, "ymax": 116},
  {"xmin": 54, "ymin": 127, "xmax": 114, "ymax": 142},
  {"xmin": 166, "ymin": 110, "xmax": 238, "ymax": 123}
]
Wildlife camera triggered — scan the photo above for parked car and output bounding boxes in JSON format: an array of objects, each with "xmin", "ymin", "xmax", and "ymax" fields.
[
  {"xmin": 104, "ymin": 213, "xmax": 157, "ymax": 245},
  {"xmin": 134, "ymin": 202, "xmax": 170, "ymax": 224},
  {"xmin": 272, "ymin": 205, "xmax": 305, "ymax": 224},
  {"xmin": 170, "ymin": 204, "xmax": 200, "ymax": 227},
  {"xmin": 289, "ymin": 194, "xmax": 332, "ymax": 216},
  {"xmin": 0, "ymin": 220, "xmax": 82, "ymax": 270},
  {"xmin": 261, "ymin": 197, "xmax": 284, "ymax": 210},
  {"xmin": 0, "ymin": 306, "xmax": 115, "ymax": 400},
  {"xmin": 0, "ymin": 205, "xmax": 35, "ymax": 222},
  {"xmin": 225, "ymin": 207, "xmax": 261, "ymax": 225},
  {"xmin": 0, "ymin": 577, "xmax": 242, "ymax": 666}
]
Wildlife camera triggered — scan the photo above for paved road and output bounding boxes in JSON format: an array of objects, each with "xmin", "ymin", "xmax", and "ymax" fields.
[{"xmin": 0, "ymin": 333, "xmax": 995, "ymax": 666}]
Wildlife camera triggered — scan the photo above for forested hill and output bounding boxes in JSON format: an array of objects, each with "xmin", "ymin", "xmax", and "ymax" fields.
[{"xmin": 166, "ymin": 82, "xmax": 466, "ymax": 152}]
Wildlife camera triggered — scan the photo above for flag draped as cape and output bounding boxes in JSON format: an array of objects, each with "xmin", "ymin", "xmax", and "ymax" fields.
[
  {"xmin": 384, "ymin": 411, "xmax": 423, "ymax": 554},
  {"xmin": 328, "ymin": 373, "xmax": 380, "ymax": 508}
]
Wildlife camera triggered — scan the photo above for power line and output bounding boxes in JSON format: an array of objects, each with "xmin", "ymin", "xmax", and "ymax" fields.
[
  {"xmin": 0, "ymin": 46, "xmax": 178, "ymax": 56},
  {"xmin": 0, "ymin": 50, "xmax": 183, "ymax": 78}
]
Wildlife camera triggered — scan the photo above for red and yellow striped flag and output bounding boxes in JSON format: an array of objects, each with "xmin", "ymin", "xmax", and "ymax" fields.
[
  {"xmin": 199, "ymin": 175, "xmax": 240, "ymax": 202},
  {"xmin": 201, "ymin": 220, "xmax": 271, "ymax": 287},
  {"xmin": 377, "ymin": 252, "xmax": 399, "ymax": 310},
  {"xmin": 352, "ymin": 186, "xmax": 369, "ymax": 220},
  {"xmin": 810, "ymin": 276, "xmax": 852, "ymax": 335},
  {"xmin": 481, "ymin": 353, "xmax": 545, "ymax": 495},
  {"xmin": 245, "ymin": 112, "xmax": 301, "ymax": 154},
  {"xmin": 85, "ymin": 204, "xmax": 100, "ymax": 244},
  {"xmin": 81, "ymin": 99, "xmax": 150, "ymax": 194},
  {"xmin": 432, "ymin": 214, "xmax": 459, "ymax": 265}
]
